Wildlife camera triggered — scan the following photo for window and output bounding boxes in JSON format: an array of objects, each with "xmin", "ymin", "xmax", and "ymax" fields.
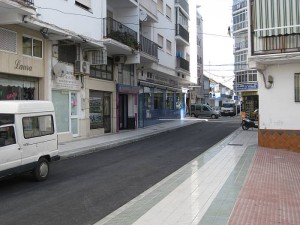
[
  {"xmin": 295, "ymin": 74, "xmax": 300, "ymax": 102},
  {"xmin": 22, "ymin": 36, "xmax": 42, "ymax": 58},
  {"xmin": 166, "ymin": 5, "xmax": 171, "ymax": 20},
  {"xmin": 0, "ymin": 126, "xmax": 16, "ymax": 147},
  {"xmin": 119, "ymin": 64, "xmax": 134, "ymax": 85},
  {"xmin": 166, "ymin": 40, "xmax": 172, "ymax": 54},
  {"xmin": 58, "ymin": 41, "xmax": 78, "ymax": 64},
  {"xmin": 22, "ymin": 115, "xmax": 54, "ymax": 139},
  {"xmin": 90, "ymin": 58, "xmax": 113, "ymax": 81},
  {"xmin": 0, "ymin": 28, "xmax": 17, "ymax": 53},
  {"xmin": 157, "ymin": 34, "xmax": 163, "ymax": 49},
  {"xmin": 157, "ymin": 0, "xmax": 163, "ymax": 13}
]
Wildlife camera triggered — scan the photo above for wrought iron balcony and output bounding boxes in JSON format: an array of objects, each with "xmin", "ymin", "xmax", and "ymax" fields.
[
  {"xmin": 252, "ymin": 33, "xmax": 300, "ymax": 55},
  {"xmin": 140, "ymin": 35, "xmax": 158, "ymax": 59},
  {"xmin": 104, "ymin": 17, "xmax": 138, "ymax": 50},
  {"xmin": 175, "ymin": 24, "xmax": 189, "ymax": 43},
  {"xmin": 175, "ymin": 0, "xmax": 189, "ymax": 15},
  {"xmin": 176, "ymin": 57, "xmax": 189, "ymax": 71}
]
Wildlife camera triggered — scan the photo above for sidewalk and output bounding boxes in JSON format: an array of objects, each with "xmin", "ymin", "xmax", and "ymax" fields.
[{"xmin": 59, "ymin": 118, "xmax": 300, "ymax": 225}]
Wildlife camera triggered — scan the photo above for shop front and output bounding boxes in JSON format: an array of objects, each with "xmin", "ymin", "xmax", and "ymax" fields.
[
  {"xmin": 52, "ymin": 62, "xmax": 82, "ymax": 141},
  {"xmin": 138, "ymin": 77, "xmax": 185, "ymax": 127}
]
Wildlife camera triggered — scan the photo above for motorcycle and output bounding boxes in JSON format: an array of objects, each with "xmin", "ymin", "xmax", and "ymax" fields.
[{"xmin": 241, "ymin": 117, "xmax": 258, "ymax": 130}]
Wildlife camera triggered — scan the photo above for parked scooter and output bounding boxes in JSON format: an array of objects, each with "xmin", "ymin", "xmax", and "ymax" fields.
[{"xmin": 241, "ymin": 117, "xmax": 258, "ymax": 130}]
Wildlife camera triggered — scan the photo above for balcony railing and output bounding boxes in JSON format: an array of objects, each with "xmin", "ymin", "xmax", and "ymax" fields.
[
  {"xmin": 23, "ymin": 0, "xmax": 34, "ymax": 5},
  {"xmin": 176, "ymin": 57, "xmax": 189, "ymax": 71},
  {"xmin": 175, "ymin": 0, "xmax": 189, "ymax": 15},
  {"xmin": 175, "ymin": 24, "xmax": 189, "ymax": 43},
  {"xmin": 140, "ymin": 35, "xmax": 158, "ymax": 59},
  {"xmin": 234, "ymin": 40, "xmax": 248, "ymax": 51},
  {"xmin": 104, "ymin": 17, "xmax": 138, "ymax": 49},
  {"xmin": 252, "ymin": 33, "xmax": 300, "ymax": 55},
  {"xmin": 233, "ymin": 21, "xmax": 248, "ymax": 32}
]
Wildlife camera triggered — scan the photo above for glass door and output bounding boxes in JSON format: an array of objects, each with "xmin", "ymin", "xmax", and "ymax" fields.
[{"xmin": 70, "ymin": 92, "xmax": 79, "ymax": 137}]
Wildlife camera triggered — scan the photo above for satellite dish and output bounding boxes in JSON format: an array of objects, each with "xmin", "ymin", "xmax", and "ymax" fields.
[
  {"xmin": 53, "ymin": 63, "xmax": 67, "ymax": 77},
  {"xmin": 140, "ymin": 9, "xmax": 148, "ymax": 21}
]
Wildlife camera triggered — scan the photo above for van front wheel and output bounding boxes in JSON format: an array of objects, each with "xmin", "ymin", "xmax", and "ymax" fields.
[{"xmin": 34, "ymin": 158, "xmax": 49, "ymax": 182}]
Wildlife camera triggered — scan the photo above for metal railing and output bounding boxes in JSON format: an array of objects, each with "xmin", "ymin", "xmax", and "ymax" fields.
[
  {"xmin": 175, "ymin": 0, "xmax": 189, "ymax": 14},
  {"xmin": 252, "ymin": 33, "xmax": 300, "ymax": 55},
  {"xmin": 140, "ymin": 35, "xmax": 158, "ymax": 58},
  {"xmin": 176, "ymin": 57, "xmax": 189, "ymax": 71},
  {"xmin": 23, "ymin": 0, "xmax": 34, "ymax": 5},
  {"xmin": 175, "ymin": 24, "xmax": 189, "ymax": 43},
  {"xmin": 104, "ymin": 17, "xmax": 138, "ymax": 49}
]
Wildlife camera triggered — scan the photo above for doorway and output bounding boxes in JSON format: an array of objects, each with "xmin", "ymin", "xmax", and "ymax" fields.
[{"xmin": 119, "ymin": 94, "xmax": 128, "ymax": 130}]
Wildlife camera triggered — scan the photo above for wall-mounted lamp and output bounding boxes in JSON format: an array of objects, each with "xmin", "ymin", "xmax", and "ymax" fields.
[
  {"xmin": 268, "ymin": 75, "xmax": 273, "ymax": 84},
  {"xmin": 258, "ymin": 69, "xmax": 274, "ymax": 89},
  {"xmin": 40, "ymin": 27, "xmax": 49, "ymax": 39}
]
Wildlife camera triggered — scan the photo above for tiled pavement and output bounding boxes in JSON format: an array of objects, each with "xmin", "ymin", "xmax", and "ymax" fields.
[{"xmin": 59, "ymin": 118, "xmax": 300, "ymax": 225}]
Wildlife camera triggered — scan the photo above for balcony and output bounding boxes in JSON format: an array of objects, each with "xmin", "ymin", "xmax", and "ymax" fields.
[
  {"xmin": 234, "ymin": 40, "xmax": 248, "ymax": 51},
  {"xmin": 176, "ymin": 57, "xmax": 189, "ymax": 72},
  {"xmin": 140, "ymin": 35, "xmax": 158, "ymax": 59},
  {"xmin": 252, "ymin": 33, "xmax": 300, "ymax": 55},
  {"xmin": 104, "ymin": 17, "xmax": 138, "ymax": 50},
  {"xmin": 0, "ymin": 0, "xmax": 36, "ymax": 24},
  {"xmin": 233, "ymin": 21, "xmax": 248, "ymax": 33},
  {"xmin": 232, "ymin": 0, "xmax": 247, "ymax": 12},
  {"xmin": 175, "ymin": 24, "xmax": 189, "ymax": 44},
  {"xmin": 175, "ymin": 0, "xmax": 189, "ymax": 15}
]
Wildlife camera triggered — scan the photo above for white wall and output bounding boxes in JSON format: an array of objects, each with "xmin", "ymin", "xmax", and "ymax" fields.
[
  {"xmin": 35, "ymin": 0, "xmax": 104, "ymax": 40},
  {"xmin": 259, "ymin": 63, "xmax": 300, "ymax": 130},
  {"xmin": 155, "ymin": 0, "xmax": 175, "ymax": 70}
]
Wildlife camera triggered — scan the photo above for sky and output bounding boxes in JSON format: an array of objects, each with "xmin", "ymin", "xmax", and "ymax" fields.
[{"xmin": 196, "ymin": 0, "xmax": 235, "ymax": 89}]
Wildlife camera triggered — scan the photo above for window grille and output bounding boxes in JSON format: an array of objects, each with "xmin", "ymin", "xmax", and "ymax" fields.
[{"xmin": 0, "ymin": 28, "xmax": 17, "ymax": 53}]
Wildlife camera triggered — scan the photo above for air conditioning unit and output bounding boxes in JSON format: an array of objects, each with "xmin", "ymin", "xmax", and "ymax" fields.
[
  {"xmin": 74, "ymin": 60, "xmax": 90, "ymax": 75},
  {"xmin": 113, "ymin": 55, "xmax": 127, "ymax": 64}
]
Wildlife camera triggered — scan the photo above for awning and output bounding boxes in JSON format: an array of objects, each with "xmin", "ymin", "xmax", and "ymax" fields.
[{"xmin": 254, "ymin": 0, "xmax": 300, "ymax": 37}]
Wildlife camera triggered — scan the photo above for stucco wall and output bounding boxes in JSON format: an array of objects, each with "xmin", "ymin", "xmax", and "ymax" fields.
[{"xmin": 258, "ymin": 63, "xmax": 300, "ymax": 130}]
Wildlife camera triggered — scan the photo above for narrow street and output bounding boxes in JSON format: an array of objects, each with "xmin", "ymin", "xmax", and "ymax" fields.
[{"xmin": 0, "ymin": 118, "xmax": 240, "ymax": 225}]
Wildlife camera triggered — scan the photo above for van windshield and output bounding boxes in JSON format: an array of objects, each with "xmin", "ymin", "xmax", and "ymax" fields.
[{"xmin": 222, "ymin": 103, "xmax": 234, "ymax": 108}]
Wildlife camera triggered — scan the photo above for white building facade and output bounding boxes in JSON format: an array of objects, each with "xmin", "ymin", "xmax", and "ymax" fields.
[
  {"xmin": 232, "ymin": 0, "xmax": 258, "ymax": 115},
  {"xmin": 248, "ymin": 0, "xmax": 300, "ymax": 151}
]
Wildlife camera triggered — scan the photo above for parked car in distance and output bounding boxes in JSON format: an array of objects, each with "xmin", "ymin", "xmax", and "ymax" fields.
[
  {"xmin": 221, "ymin": 102, "xmax": 236, "ymax": 116},
  {"xmin": 190, "ymin": 104, "xmax": 220, "ymax": 119},
  {"xmin": 0, "ymin": 101, "xmax": 60, "ymax": 181}
]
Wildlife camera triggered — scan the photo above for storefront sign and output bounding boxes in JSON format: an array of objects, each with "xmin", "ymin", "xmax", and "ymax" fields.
[
  {"xmin": 236, "ymin": 83, "xmax": 258, "ymax": 91},
  {"xmin": 14, "ymin": 59, "xmax": 32, "ymax": 72},
  {"xmin": 117, "ymin": 84, "xmax": 139, "ymax": 94},
  {"xmin": 52, "ymin": 64, "xmax": 81, "ymax": 90}
]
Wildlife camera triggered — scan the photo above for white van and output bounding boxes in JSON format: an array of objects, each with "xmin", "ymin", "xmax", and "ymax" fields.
[{"xmin": 0, "ymin": 101, "xmax": 60, "ymax": 181}]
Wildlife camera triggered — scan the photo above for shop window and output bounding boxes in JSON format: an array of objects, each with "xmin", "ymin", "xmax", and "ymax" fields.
[
  {"xmin": 166, "ymin": 92, "xmax": 174, "ymax": 109},
  {"xmin": 52, "ymin": 90, "xmax": 69, "ymax": 133},
  {"xmin": 22, "ymin": 36, "xmax": 42, "ymax": 58},
  {"xmin": 295, "ymin": 74, "xmax": 300, "ymax": 102},
  {"xmin": 154, "ymin": 88, "xmax": 164, "ymax": 109}
]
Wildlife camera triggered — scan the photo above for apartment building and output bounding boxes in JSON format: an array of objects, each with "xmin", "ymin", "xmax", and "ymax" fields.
[
  {"xmin": 232, "ymin": 0, "xmax": 258, "ymax": 114},
  {"xmin": 0, "ymin": 0, "xmax": 197, "ymax": 141},
  {"xmin": 138, "ymin": 0, "xmax": 193, "ymax": 126},
  {"xmin": 248, "ymin": 0, "xmax": 300, "ymax": 151}
]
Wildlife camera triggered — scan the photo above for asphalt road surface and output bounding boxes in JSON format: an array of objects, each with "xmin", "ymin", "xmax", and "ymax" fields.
[{"xmin": 0, "ymin": 118, "xmax": 240, "ymax": 225}]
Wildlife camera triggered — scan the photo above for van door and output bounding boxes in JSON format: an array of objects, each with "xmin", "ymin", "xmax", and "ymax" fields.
[
  {"xmin": 201, "ymin": 105, "xmax": 211, "ymax": 117},
  {"xmin": 0, "ymin": 125, "xmax": 21, "ymax": 173}
]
